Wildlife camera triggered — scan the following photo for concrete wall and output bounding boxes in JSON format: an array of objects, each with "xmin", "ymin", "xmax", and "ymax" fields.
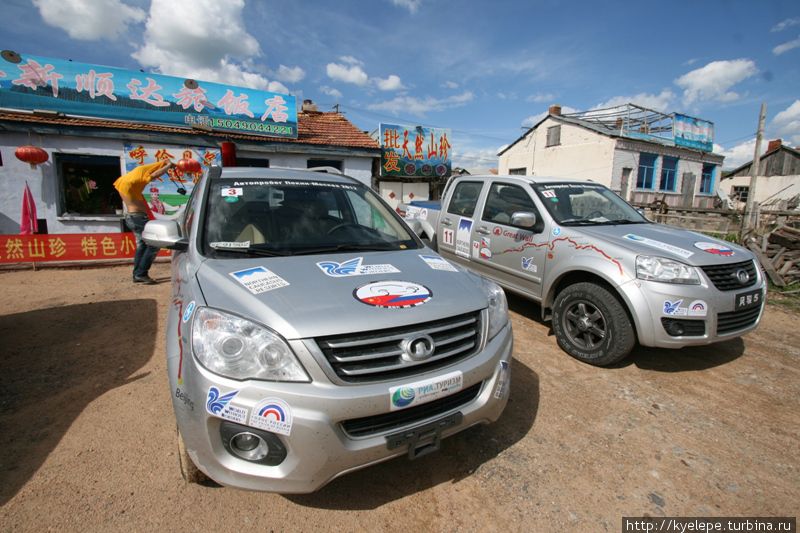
[
  {"xmin": 238, "ymin": 150, "xmax": 373, "ymax": 187},
  {"xmin": 722, "ymin": 174, "xmax": 800, "ymax": 205}
]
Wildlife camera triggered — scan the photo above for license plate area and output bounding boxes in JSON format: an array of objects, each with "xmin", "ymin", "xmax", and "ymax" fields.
[
  {"xmin": 734, "ymin": 288, "xmax": 762, "ymax": 311},
  {"xmin": 386, "ymin": 412, "xmax": 463, "ymax": 460}
]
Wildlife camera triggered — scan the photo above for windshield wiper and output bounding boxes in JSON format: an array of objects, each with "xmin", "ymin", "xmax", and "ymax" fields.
[
  {"xmin": 558, "ymin": 218, "xmax": 598, "ymax": 226},
  {"xmin": 290, "ymin": 242, "xmax": 400, "ymax": 256},
  {"xmin": 590, "ymin": 219, "xmax": 645, "ymax": 225},
  {"xmin": 209, "ymin": 245, "xmax": 292, "ymax": 257}
]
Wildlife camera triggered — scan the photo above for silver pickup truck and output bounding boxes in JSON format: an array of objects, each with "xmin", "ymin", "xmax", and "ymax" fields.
[
  {"xmin": 142, "ymin": 167, "xmax": 511, "ymax": 493},
  {"xmin": 404, "ymin": 175, "xmax": 765, "ymax": 366}
]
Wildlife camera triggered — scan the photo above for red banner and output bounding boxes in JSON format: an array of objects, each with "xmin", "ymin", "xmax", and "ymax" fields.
[{"xmin": 0, "ymin": 233, "xmax": 171, "ymax": 264}]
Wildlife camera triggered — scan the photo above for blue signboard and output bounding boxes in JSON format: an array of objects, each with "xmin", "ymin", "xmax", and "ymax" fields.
[
  {"xmin": 673, "ymin": 113, "xmax": 714, "ymax": 152},
  {"xmin": 0, "ymin": 51, "xmax": 297, "ymax": 138},
  {"xmin": 380, "ymin": 123, "xmax": 452, "ymax": 178}
]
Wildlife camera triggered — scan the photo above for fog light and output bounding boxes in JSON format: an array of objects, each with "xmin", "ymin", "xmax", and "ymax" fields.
[{"xmin": 231, "ymin": 432, "xmax": 269, "ymax": 460}]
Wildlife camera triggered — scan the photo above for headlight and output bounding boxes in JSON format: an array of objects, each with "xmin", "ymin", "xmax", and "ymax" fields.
[
  {"xmin": 636, "ymin": 255, "xmax": 701, "ymax": 285},
  {"xmin": 481, "ymin": 277, "xmax": 509, "ymax": 339},
  {"xmin": 192, "ymin": 307, "xmax": 309, "ymax": 382}
]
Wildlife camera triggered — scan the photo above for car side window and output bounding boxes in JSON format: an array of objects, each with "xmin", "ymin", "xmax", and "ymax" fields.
[
  {"xmin": 446, "ymin": 181, "xmax": 483, "ymax": 217},
  {"xmin": 482, "ymin": 183, "xmax": 541, "ymax": 230}
]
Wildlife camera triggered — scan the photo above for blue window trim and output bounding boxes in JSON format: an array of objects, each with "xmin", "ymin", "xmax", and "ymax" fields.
[
  {"xmin": 659, "ymin": 156, "xmax": 678, "ymax": 192},
  {"xmin": 636, "ymin": 153, "xmax": 658, "ymax": 190},
  {"xmin": 700, "ymin": 164, "xmax": 716, "ymax": 195}
]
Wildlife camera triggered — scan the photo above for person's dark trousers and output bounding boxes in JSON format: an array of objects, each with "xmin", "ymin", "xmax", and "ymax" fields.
[{"xmin": 125, "ymin": 212, "xmax": 159, "ymax": 279}]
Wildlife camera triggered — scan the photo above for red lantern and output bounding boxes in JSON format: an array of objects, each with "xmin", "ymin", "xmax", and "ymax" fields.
[
  {"xmin": 15, "ymin": 145, "xmax": 49, "ymax": 169},
  {"xmin": 177, "ymin": 158, "xmax": 202, "ymax": 175},
  {"xmin": 220, "ymin": 141, "xmax": 236, "ymax": 167}
]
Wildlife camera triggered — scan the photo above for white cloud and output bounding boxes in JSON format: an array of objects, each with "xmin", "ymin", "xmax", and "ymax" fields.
[
  {"xmin": 772, "ymin": 100, "xmax": 800, "ymax": 145},
  {"xmin": 132, "ymin": 0, "xmax": 291, "ymax": 91},
  {"xmin": 526, "ymin": 93, "xmax": 556, "ymax": 103},
  {"xmin": 275, "ymin": 65, "xmax": 305, "ymax": 83},
  {"xmin": 338, "ymin": 55, "xmax": 364, "ymax": 66},
  {"xmin": 521, "ymin": 106, "xmax": 578, "ymax": 127},
  {"xmin": 594, "ymin": 90, "xmax": 675, "ymax": 112},
  {"xmin": 773, "ymin": 36, "xmax": 800, "ymax": 55},
  {"xmin": 718, "ymin": 139, "xmax": 760, "ymax": 169},
  {"xmin": 326, "ymin": 62, "xmax": 369, "ymax": 86},
  {"xmin": 368, "ymin": 91, "xmax": 474, "ymax": 117},
  {"xmin": 452, "ymin": 146, "xmax": 502, "ymax": 171},
  {"xmin": 675, "ymin": 59, "xmax": 758, "ymax": 105},
  {"xmin": 319, "ymin": 86, "xmax": 343, "ymax": 99},
  {"xmin": 391, "ymin": 0, "xmax": 422, "ymax": 14},
  {"xmin": 375, "ymin": 74, "xmax": 405, "ymax": 91},
  {"xmin": 771, "ymin": 17, "xmax": 800, "ymax": 32},
  {"xmin": 442, "ymin": 81, "xmax": 459, "ymax": 89},
  {"xmin": 33, "ymin": 0, "xmax": 145, "ymax": 40}
]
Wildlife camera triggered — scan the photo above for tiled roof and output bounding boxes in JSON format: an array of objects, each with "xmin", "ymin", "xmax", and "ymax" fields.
[{"xmin": 0, "ymin": 110, "xmax": 380, "ymax": 151}]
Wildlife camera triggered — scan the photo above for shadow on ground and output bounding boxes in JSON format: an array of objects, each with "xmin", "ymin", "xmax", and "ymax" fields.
[
  {"xmin": 287, "ymin": 358, "xmax": 539, "ymax": 510},
  {"xmin": 0, "ymin": 299, "xmax": 155, "ymax": 505}
]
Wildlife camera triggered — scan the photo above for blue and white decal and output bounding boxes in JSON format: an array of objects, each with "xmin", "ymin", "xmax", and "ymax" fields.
[
  {"xmin": 663, "ymin": 299, "xmax": 687, "ymax": 316},
  {"xmin": 182, "ymin": 300, "xmax": 196, "ymax": 323},
  {"xmin": 230, "ymin": 266, "xmax": 289, "ymax": 294},
  {"xmin": 419, "ymin": 254, "xmax": 458, "ymax": 272},
  {"xmin": 206, "ymin": 386, "xmax": 248, "ymax": 424},
  {"xmin": 624, "ymin": 234, "xmax": 694, "ymax": 259},
  {"xmin": 455, "ymin": 218, "xmax": 473, "ymax": 258},
  {"xmin": 316, "ymin": 256, "xmax": 400, "ymax": 277}
]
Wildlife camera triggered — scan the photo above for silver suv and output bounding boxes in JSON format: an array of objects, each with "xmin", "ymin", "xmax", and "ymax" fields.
[{"xmin": 143, "ymin": 167, "xmax": 512, "ymax": 493}]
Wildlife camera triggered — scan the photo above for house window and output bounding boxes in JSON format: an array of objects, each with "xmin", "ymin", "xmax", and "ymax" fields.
[
  {"xmin": 732, "ymin": 185, "xmax": 749, "ymax": 203},
  {"xmin": 636, "ymin": 153, "xmax": 657, "ymax": 190},
  {"xmin": 700, "ymin": 163, "xmax": 716, "ymax": 194},
  {"xmin": 659, "ymin": 156, "xmax": 678, "ymax": 192},
  {"xmin": 546, "ymin": 125, "xmax": 561, "ymax": 147},
  {"xmin": 236, "ymin": 157, "xmax": 270, "ymax": 167},
  {"xmin": 308, "ymin": 159, "xmax": 343, "ymax": 171},
  {"xmin": 56, "ymin": 153, "xmax": 122, "ymax": 216},
  {"xmin": 509, "ymin": 167, "xmax": 527, "ymax": 175}
]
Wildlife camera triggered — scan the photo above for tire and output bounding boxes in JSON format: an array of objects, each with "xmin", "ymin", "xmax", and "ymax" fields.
[
  {"xmin": 177, "ymin": 426, "xmax": 208, "ymax": 484},
  {"xmin": 552, "ymin": 282, "xmax": 635, "ymax": 366}
]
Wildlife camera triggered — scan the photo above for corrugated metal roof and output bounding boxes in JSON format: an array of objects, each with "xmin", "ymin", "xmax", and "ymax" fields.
[{"xmin": 0, "ymin": 110, "xmax": 380, "ymax": 150}]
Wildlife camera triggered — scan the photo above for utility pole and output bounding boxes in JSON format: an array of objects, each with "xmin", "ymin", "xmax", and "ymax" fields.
[{"xmin": 743, "ymin": 103, "xmax": 767, "ymax": 236}]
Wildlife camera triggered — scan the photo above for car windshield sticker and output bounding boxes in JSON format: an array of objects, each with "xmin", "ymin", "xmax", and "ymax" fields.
[
  {"xmin": 480, "ymin": 237, "xmax": 492, "ymax": 259},
  {"xmin": 210, "ymin": 241, "xmax": 250, "ymax": 249},
  {"xmin": 250, "ymin": 398, "xmax": 293, "ymax": 436},
  {"xmin": 521, "ymin": 257, "xmax": 538, "ymax": 272},
  {"xmin": 663, "ymin": 299, "xmax": 688, "ymax": 316},
  {"xmin": 389, "ymin": 371, "xmax": 463, "ymax": 411},
  {"xmin": 442, "ymin": 228, "xmax": 455, "ymax": 246},
  {"xmin": 623, "ymin": 234, "xmax": 694, "ymax": 259},
  {"xmin": 221, "ymin": 187, "xmax": 243, "ymax": 197},
  {"xmin": 317, "ymin": 256, "xmax": 401, "ymax": 277},
  {"xmin": 182, "ymin": 300, "xmax": 196, "ymax": 323},
  {"xmin": 694, "ymin": 241, "xmax": 734, "ymax": 256},
  {"xmin": 206, "ymin": 386, "xmax": 248, "ymax": 424},
  {"xmin": 354, "ymin": 281, "xmax": 432, "ymax": 308},
  {"xmin": 230, "ymin": 179, "xmax": 358, "ymax": 191},
  {"xmin": 541, "ymin": 190, "xmax": 556, "ymax": 198},
  {"xmin": 230, "ymin": 266, "xmax": 290, "ymax": 294},
  {"xmin": 420, "ymin": 254, "xmax": 458, "ymax": 271},
  {"xmin": 688, "ymin": 300, "xmax": 708, "ymax": 316},
  {"xmin": 455, "ymin": 218, "xmax": 473, "ymax": 258}
]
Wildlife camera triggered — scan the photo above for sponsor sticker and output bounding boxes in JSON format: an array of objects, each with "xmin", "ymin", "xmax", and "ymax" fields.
[
  {"xmin": 182, "ymin": 300, "xmax": 196, "ymax": 323},
  {"xmin": 206, "ymin": 386, "xmax": 248, "ymax": 424},
  {"xmin": 492, "ymin": 226, "xmax": 502, "ymax": 236},
  {"xmin": 623, "ymin": 234, "xmax": 694, "ymax": 259},
  {"xmin": 317, "ymin": 256, "xmax": 400, "ymax": 277},
  {"xmin": 471, "ymin": 240, "xmax": 480, "ymax": 258},
  {"xmin": 480, "ymin": 237, "xmax": 492, "ymax": 259},
  {"xmin": 442, "ymin": 228, "xmax": 455, "ymax": 246},
  {"xmin": 688, "ymin": 300, "xmax": 708, "ymax": 317},
  {"xmin": 230, "ymin": 266, "xmax": 290, "ymax": 294},
  {"xmin": 541, "ymin": 190, "xmax": 556, "ymax": 199},
  {"xmin": 663, "ymin": 299, "xmax": 688, "ymax": 316},
  {"xmin": 420, "ymin": 254, "xmax": 458, "ymax": 272},
  {"xmin": 456, "ymin": 218, "xmax": 473, "ymax": 258},
  {"xmin": 694, "ymin": 241, "xmax": 734, "ymax": 256},
  {"xmin": 250, "ymin": 398, "xmax": 293, "ymax": 436},
  {"xmin": 521, "ymin": 257, "xmax": 538, "ymax": 272},
  {"xmin": 221, "ymin": 187, "xmax": 243, "ymax": 197},
  {"xmin": 210, "ymin": 241, "xmax": 250, "ymax": 249},
  {"xmin": 552, "ymin": 226, "xmax": 561, "ymax": 236},
  {"xmin": 389, "ymin": 371, "xmax": 463, "ymax": 411},
  {"xmin": 354, "ymin": 280, "xmax": 432, "ymax": 308}
]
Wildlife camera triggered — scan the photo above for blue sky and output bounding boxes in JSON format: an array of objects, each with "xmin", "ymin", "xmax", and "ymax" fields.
[{"xmin": 2, "ymin": 0, "xmax": 799, "ymax": 170}]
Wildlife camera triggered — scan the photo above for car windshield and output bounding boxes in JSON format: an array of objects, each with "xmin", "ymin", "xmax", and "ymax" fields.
[
  {"xmin": 202, "ymin": 177, "xmax": 420, "ymax": 257},
  {"xmin": 532, "ymin": 182, "xmax": 648, "ymax": 226}
]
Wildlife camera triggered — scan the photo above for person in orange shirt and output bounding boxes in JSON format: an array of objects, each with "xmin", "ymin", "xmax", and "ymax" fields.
[{"xmin": 114, "ymin": 160, "xmax": 174, "ymax": 284}]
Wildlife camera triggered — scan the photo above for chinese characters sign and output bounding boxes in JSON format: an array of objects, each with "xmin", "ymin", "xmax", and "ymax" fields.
[
  {"xmin": 0, "ymin": 233, "xmax": 170, "ymax": 264},
  {"xmin": 0, "ymin": 53, "xmax": 298, "ymax": 138},
  {"xmin": 673, "ymin": 114, "xmax": 714, "ymax": 152},
  {"xmin": 380, "ymin": 123, "xmax": 451, "ymax": 178},
  {"xmin": 124, "ymin": 143, "xmax": 220, "ymax": 220}
]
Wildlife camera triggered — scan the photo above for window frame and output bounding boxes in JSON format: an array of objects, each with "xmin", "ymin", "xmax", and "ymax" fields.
[
  {"xmin": 446, "ymin": 180, "xmax": 484, "ymax": 218},
  {"xmin": 55, "ymin": 153, "xmax": 124, "ymax": 217},
  {"xmin": 700, "ymin": 164, "xmax": 716, "ymax": 195},
  {"xmin": 659, "ymin": 156, "xmax": 679, "ymax": 192},
  {"xmin": 636, "ymin": 152, "xmax": 658, "ymax": 190},
  {"xmin": 482, "ymin": 182, "xmax": 542, "ymax": 231},
  {"xmin": 546, "ymin": 125, "xmax": 561, "ymax": 147}
]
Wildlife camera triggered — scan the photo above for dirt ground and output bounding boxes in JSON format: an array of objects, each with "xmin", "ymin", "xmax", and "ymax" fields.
[{"xmin": 1, "ymin": 262, "xmax": 798, "ymax": 532}]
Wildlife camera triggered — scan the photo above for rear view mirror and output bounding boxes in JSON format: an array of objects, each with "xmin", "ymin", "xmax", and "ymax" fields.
[
  {"xmin": 142, "ymin": 219, "xmax": 188, "ymax": 250},
  {"xmin": 511, "ymin": 211, "xmax": 537, "ymax": 228}
]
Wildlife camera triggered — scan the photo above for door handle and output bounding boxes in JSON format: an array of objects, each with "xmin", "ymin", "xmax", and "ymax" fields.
[
  {"xmin": 476, "ymin": 226, "xmax": 491, "ymax": 235},
  {"xmin": 441, "ymin": 218, "xmax": 453, "ymax": 226}
]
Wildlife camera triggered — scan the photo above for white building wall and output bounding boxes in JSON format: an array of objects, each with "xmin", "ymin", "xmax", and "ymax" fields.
[
  {"xmin": 238, "ymin": 151, "xmax": 372, "ymax": 187},
  {"xmin": 722, "ymin": 174, "xmax": 800, "ymax": 205}
]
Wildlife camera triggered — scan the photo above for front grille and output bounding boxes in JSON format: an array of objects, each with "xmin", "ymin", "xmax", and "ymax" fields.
[
  {"xmin": 700, "ymin": 260, "xmax": 757, "ymax": 291},
  {"xmin": 316, "ymin": 311, "xmax": 482, "ymax": 383},
  {"xmin": 341, "ymin": 382, "xmax": 483, "ymax": 437},
  {"xmin": 717, "ymin": 305, "xmax": 762, "ymax": 335}
]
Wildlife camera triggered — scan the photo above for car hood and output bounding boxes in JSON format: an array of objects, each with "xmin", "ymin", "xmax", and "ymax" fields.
[
  {"xmin": 195, "ymin": 249, "xmax": 488, "ymax": 339},
  {"xmin": 575, "ymin": 223, "xmax": 752, "ymax": 266}
]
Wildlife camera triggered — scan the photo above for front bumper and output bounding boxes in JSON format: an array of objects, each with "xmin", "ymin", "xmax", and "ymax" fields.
[{"xmin": 172, "ymin": 322, "xmax": 512, "ymax": 493}]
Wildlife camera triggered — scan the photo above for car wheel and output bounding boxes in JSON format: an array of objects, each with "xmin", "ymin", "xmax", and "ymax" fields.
[
  {"xmin": 552, "ymin": 282, "xmax": 635, "ymax": 366},
  {"xmin": 177, "ymin": 426, "xmax": 208, "ymax": 484}
]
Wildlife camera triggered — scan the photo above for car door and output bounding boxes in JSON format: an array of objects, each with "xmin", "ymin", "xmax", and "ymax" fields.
[
  {"xmin": 472, "ymin": 180, "xmax": 549, "ymax": 299},
  {"xmin": 437, "ymin": 180, "xmax": 486, "ymax": 265}
]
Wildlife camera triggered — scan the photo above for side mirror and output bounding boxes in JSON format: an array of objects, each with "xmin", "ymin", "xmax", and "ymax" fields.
[
  {"xmin": 143, "ymin": 219, "xmax": 188, "ymax": 250},
  {"xmin": 511, "ymin": 211, "xmax": 537, "ymax": 228}
]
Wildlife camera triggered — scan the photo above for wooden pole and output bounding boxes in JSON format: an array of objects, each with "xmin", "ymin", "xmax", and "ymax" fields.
[{"xmin": 743, "ymin": 103, "xmax": 767, "ymax": 235}]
